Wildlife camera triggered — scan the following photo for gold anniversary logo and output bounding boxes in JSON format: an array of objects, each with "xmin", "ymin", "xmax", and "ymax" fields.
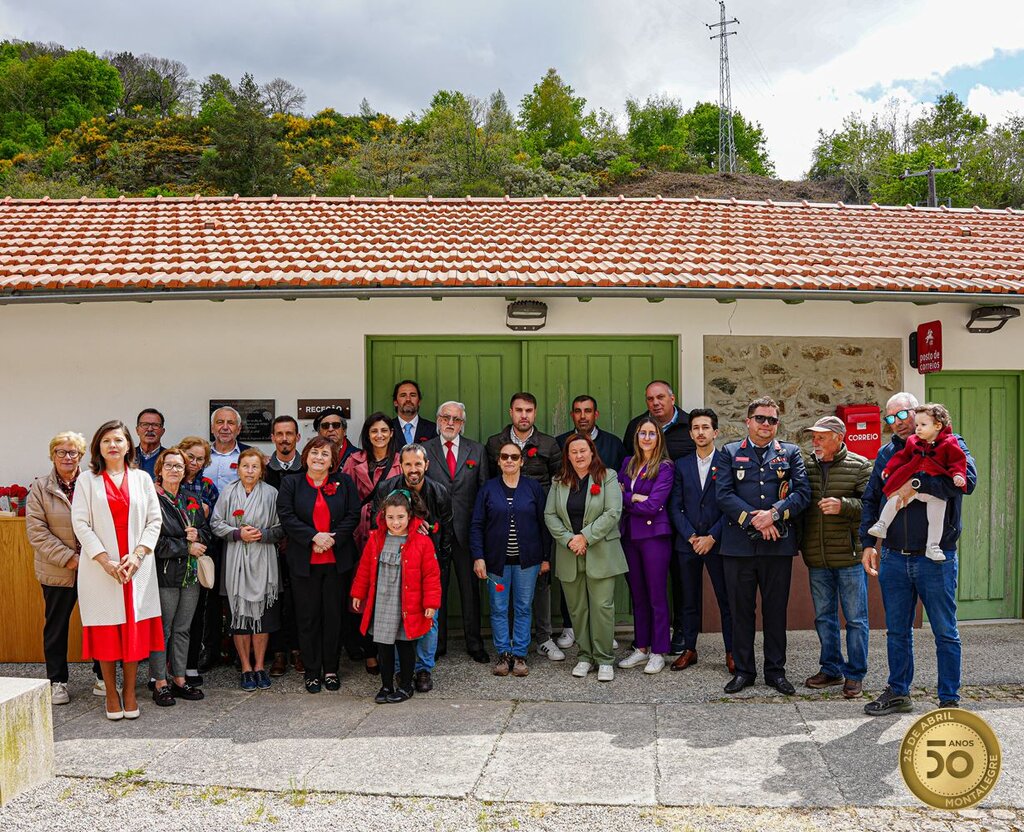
[{"xmin": 899, "ymin": 708, "xmax": 1002, "ymax": 809}]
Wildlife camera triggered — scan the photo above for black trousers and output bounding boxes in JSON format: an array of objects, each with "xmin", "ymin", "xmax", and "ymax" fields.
[
  {"xmin": 188, "ymin": 537, "xmax": 227, "ymax": 670},
  {"xmin": 722, "ymin": 555, "xmax": 793, "ymax": 680},
  {"xmin": 679, "ymin": 552, "xmax": 734, "ymax": 653},
  {"xmin": 439, "ymin": 544, "xmax": 475, "ymax": 652},
  {"xmin": 41, "ymin": 584, "xmax": 98, "ymax": 683},
  {"xmin": 377, "ymin": 639, "xmax": 416, "ymax": 692},
  {"xmin": 269, "ymin": 553, "xmax": 298, "ymax": 655},
  {"xmin": 291, "ymin": 564, "xmax": 345, "ymax": 680}
]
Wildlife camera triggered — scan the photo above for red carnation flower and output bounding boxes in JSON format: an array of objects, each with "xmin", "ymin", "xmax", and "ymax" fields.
[
  {"xmin": 186, "ymin": 499, "xmax": 201, "ymax": 510},
  {"xmin": 431, "ymin": 522, "xmax": 440, "ymax": 534},
  {"xmin": 590, "ymin": 483, "xmax": 601, "ymax": 496},
  {"xmin": 202, "ymin": 477, "xmax": 213, "ymax": 485},
  {"xmin": 232, "ymin": 509, "xmax": 245, "ymax": 517},
  {"xmin": 527, "ymin": 447, "xmax": 537, "ymax": 458},
  {"xmin": 323, "ymin": 482, "xmax": 338, "ymax": 496},
  {"xmin": 230, "ymin": 462, "xmax": 238, "ymax": 470},
  {"xmin": 466, "ymin": 460, "xmax": 476, "ymax": 468},
  {"xmin": 495, "ymin": 583, "xmax": 505, "ymax": 592}
]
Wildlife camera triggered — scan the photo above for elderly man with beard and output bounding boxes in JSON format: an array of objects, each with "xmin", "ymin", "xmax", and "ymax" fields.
[
  {"xmin": 424, "ymin": 401, "xmax": 490, "ymax": 662},
  {"xmin": 371, "ymin": 443, "xmax": 454, "ymax": 692},
  {"xmin": 798, "ymin": 416, "xmax": 872, "ymax": 699}
]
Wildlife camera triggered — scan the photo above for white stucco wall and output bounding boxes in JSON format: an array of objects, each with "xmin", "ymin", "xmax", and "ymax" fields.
[{"xmin": 1, "ymin": 294, "xmax": 1021, "ymax": 483}]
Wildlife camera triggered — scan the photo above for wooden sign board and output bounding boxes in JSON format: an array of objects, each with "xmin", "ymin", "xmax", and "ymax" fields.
[
  {"xmin": 297, "ymin": 399, "xmax": 351, "ymax": 420},
  {"xmin": 209, "ymin": 399, "xmax": 276, "ymax": 443}
]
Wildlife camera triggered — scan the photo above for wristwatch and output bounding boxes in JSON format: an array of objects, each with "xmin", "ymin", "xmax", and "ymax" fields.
[{"xmin": 770, "ymin": 508, "xmax": 781, "ymax": 522}]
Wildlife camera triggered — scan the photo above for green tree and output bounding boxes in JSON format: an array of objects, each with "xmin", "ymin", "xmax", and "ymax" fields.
[
  {"xmin": 625, "ymin": 95, "xmax": 698, "ymax": 170},
  {"xmin": 518, "ymin": 68, "xmax": 586, "ymax": 152},
  {"xmin": 683, "ymin": 101, "xmax": 773, "ymax": 175}
]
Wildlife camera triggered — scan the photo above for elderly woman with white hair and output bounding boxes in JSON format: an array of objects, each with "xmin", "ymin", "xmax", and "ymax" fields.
[{"xmin": 26, "ymin": 430, "xmax": 103, "ymax": 704}]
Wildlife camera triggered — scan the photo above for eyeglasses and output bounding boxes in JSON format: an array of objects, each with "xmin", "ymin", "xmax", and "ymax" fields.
[
  {"xmin": 438, "ymin": 415, "xmax": 465, "ymax": 423},
  {"xmin": 161, "ymin": 463, "xmax": 186, "ymax": 471},
  {"xmin": 884, "ymin": 409, "xmax": 911, "ymax": 425},
  {"xmin": 54, "ymin": 449, "xmax": 81, "ymax": 459},
  {"xmin": 499, "ymin": 453, "xmax": 522, "ymax": 461},
  {"xmin": 637, "ymin": 431, "xmax": 659, "ymax": 439},
  {"xmin": 319, "ymin": 421, "xmax": 343, "ymax": 430},
  {"xmin": 137, "ymin": 422, "xmax": 163, "ymax": 430},
  {"xmin": 752, "ymin": 414, "xmax": 780, "ymax": 426}
]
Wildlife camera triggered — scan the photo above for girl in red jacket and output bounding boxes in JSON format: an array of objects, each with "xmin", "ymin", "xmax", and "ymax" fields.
[
  {"xmin": 351, "ymin": 490, "xmax": 441, "ymax": 704},
  {"xmin": 868, "ymin": 403, "xmax": 967, "ymax": 562}
]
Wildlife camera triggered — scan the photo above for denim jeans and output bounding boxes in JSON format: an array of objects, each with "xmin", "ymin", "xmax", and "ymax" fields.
[
  {"xmin": 413, "ymin": 615, "xmax": 438, "ymax": 673},
  {"xmin": 879, "ymin": 547, "xmax": 961, "ymax": 702},
  {"xmin": 489, "ymin": 563, "xmax": 541, "ymax": 657},
  {"xmin": 808, "ymin": 565, "xmax": 869, "ymax": 681}
]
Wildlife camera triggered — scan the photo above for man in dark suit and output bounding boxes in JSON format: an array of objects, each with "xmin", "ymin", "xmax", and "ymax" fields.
[
  {"xmin": 622, "ymin": 380, "xmax": 696, "ymax": 653},
  {"xmin": 391, "ymin": 379, "xmax": 438, "ymax": 445},
  {"xmin": 424, "ymin": 400, "xmax": 490, "ymax": 664},
  {"xmin": 668, "ymin": 408, "xmax": 734, "ymax": 674},
  {"xmin": 716, "ymin": 396, "xmax": 811, "ymax": 695},
  {"xmin": 371, "ymin": 444, "xmax": 454, "ymax": 693},
  {"xmin": 555, "ymin": 394, "xmax": 627, "ymax": 473}
]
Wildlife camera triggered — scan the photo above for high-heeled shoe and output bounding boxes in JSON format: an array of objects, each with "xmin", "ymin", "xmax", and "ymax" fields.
[
  {"xmin": 105, "ymin": 694, "xmax": 124, "ymax": 721},
  {"xmin": 122, "ymin": 697, "xmax": 141, "ymax": 719}
]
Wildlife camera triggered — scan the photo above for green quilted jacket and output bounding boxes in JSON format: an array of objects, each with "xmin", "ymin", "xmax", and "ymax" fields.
[{"xmin": 799, "ymin": 443, "xmax": 872, "ymax": 569}]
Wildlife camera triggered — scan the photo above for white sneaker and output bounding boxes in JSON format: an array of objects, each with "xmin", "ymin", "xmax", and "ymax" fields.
[
  {"xmin": 92, "ymin": 678, "xmax": 106, "ymax": 697},
  {"xmin": 613, "ymin": 638, "xmax": 619, "ymax": 650},
  {"xmin": 51, "ymin": 682, "xmax": 70, "ymax": 705},
  {"xmin": 867, "ymin": 522, "xmax": 887, "ymax": 539},
  {"xmin": 556, "ymin": 629, "xmax": 576, "ymax": 649},
  {"xmin": 644, "ymin": 653, "xmax": 666, "ymax": 674},
  {"xmin": 925, "ymin": 545, "xmax": 946, "ymax": 562},
  {"xmin": 538, "ymin": 639, "xmax": 566, "ymax": 661},
  {"xmin": 571, "ymin": 661, "xmax": 593, "ymax": 677},
  {"xmin": 597, "ymin": 664, "xmax": 615, "ymax": 682},
  {"xmin": 618, "ymin": 648, "xmax": 649, "ymax": 669}
]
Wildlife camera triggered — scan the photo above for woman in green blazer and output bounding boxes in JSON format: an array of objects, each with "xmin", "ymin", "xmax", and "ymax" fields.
[{"xmin": 544, "ymin": 434, "xmax": 628, "ymax": 682}]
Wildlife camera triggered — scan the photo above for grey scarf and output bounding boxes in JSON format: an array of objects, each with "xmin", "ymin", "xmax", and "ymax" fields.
[{"xmin": 211, "ymin": 480, "xmax": 283, "ymax": 632}]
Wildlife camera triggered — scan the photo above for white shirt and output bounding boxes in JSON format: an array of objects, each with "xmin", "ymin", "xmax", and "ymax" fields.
[
  {"xmin": 696, "ymin": 451, "xmax": 715, "ymax": 490},
  {"xmin": 442, "ymin": 435, "xmax": 461, "ymax": 457},
  {"xmin": 397, "ymin": 415, "xmax": 420, "ymax": 444}
]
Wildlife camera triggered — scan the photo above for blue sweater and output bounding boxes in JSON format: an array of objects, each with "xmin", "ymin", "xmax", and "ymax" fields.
[{"xmin": 470, "ymin": 477, "xmax": 550, "ymax": 574}]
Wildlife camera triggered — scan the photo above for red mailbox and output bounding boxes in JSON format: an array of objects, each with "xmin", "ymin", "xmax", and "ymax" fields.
[{"xmin": 836, "ymin": 404, "xmax": 882, "ymax": 460}]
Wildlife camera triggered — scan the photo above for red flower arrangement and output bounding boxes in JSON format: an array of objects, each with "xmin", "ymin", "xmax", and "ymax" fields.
[
  {"xmin": 185, "ymin": 497, "xmax": 202, "ymax": 526},
  {"xmin": 323, "ymin": 482, "xmax": 338, "ymax": 496},
  {"xmin": 590, "ymin": 483, "xmax": 602, "ymax": 496},
  {"xmin": 526, "ymin": 447, "xmax": 537, "ymax": 458},
  {"xmin": 232, "ymin": 509, "xmax": 245, "ymax": 517},
  {"xmin": 4, "ymin": 484, "xmax": 28, "ymax": 516},
  {"xmin": 466, "ymin": 460, "xmax": 477, "ymax": 469}
]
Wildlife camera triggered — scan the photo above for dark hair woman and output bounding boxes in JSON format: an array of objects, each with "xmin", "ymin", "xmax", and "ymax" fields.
[
  {"xmin": 544, "ymin": 433, "xmax": 626, "ymax": 683},
  {"xmin": 277, "ymin": 437, "xmax": 360, "ymax": 693},
  {"xmin": 71, "ymin": 420, "xmax": 164, "ymax": 721}
]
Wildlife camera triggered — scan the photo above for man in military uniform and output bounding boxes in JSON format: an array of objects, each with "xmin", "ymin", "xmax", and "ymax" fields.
[{"xmin": 715, "ymin": 396, "xmax": 811, "ymax": 695}]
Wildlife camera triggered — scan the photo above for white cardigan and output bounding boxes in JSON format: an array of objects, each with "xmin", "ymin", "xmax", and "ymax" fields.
[{"xmin": 71, "ymin": 468, "xmax": 162, "ymax": 628}]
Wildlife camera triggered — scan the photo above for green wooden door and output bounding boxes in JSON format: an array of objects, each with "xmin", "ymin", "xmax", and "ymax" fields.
[
  {"xmin": 926, "ymin": 372, "xmax": 1022, "ymax": 620},
  {"xmin": 366, "ymin": 335, "xmax": 680, "ymax": 630}
]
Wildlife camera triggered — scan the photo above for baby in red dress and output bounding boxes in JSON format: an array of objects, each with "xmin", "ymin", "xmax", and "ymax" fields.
[{"xmin": 868, "ymin": 403, "xmax": 967, "ymax": 562}]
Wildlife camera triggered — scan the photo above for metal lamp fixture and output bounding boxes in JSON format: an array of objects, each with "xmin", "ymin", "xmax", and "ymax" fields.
[
  {"xmin": 506, "ymin": 300, "xmax": 548, "ymax": 331},
  {"xmin": 966, "ymin": 305, "xmax": 1020, "ymax": 334}
]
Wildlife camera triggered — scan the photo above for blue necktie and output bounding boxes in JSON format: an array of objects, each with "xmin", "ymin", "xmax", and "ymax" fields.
[{"xmin": 404, "ymin": 422, "xmax": 414, "ymax": 444}]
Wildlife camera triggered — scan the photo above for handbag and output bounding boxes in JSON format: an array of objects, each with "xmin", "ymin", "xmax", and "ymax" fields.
[{"xmin": 196, "ymin": 554, "xmax": 216, "ymax": 589}]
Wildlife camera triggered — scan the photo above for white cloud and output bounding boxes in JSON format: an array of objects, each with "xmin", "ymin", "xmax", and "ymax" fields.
[{"xmin": 966, "ymin": 84, "xmax": 1024, "ymax": 126}]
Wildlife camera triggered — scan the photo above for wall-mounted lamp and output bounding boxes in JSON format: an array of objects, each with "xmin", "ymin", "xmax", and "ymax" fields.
[
  {"xmin": 506, "ymin": 300, "xmax": 547, "ymax": 331},
  {"xmin": 966, "ymin": 305, "xmax": 1020, "ymax": 334}
]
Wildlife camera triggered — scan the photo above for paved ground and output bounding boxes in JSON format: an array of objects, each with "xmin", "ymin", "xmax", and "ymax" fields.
[{"xmin": 1, "ymin": 624, "xmax": 1022, "ymax": 829}]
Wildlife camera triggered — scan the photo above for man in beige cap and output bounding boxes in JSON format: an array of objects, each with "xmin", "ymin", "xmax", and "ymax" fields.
[{"xmin": 799, "ymin": 415, "xmax": 873, "ymax": 698}]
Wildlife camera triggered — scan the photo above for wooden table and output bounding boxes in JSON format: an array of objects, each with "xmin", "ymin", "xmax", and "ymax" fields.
[{"xmin": 0, "ymin": 516, "xmax": 83, "ymax": 662}]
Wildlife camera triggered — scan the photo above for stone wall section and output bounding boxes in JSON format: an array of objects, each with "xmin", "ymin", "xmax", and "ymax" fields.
[{"xmin": 703, "ymin": 335, "xmax": 903, "ymax": 445}]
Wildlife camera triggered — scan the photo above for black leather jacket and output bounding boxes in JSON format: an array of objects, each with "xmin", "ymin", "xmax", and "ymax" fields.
[{"xmin": 370, "ymin": 474, "xmax": 454, "ymax": 569}]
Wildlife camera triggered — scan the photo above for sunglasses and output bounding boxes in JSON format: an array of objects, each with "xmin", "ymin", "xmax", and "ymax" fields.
[
  {"xmin": 884, "ymin": 410, "xmax": 911, "ymax": 425},
  {"xmin": 752, "ymin": 414, "xmax": 780, "ymax": 426},
  {"xmin": 319, "ymin": 421, "xmax": 343, "ymax": 430},
  {"xmin": 498, "ymin": 453, "xmax": 522, "ymax": 461}
]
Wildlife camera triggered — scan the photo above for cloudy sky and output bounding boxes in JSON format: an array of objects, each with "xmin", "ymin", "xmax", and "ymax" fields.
[{"xmin": 2, "ymin": 0, "xmax": 1022, "ymax": 179}]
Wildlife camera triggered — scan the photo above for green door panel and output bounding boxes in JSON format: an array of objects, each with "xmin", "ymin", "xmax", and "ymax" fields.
[{"xmin": 926, "ymin": 372, "xmax": 1021, "ymax": 620}]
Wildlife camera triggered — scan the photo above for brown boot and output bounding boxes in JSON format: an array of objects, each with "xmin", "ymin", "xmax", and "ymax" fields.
[
  {"xmin": 511, "ymin": 656, "xmax": 529, "ymax": 677},
  {"xmin": 493, "ymin": 653, "xmax": 511, "ymax": 677},
  {"xmin": 269, "ymin": 652, "xmax": 288, "ymax": 677},
  {"xmin": 842, "ymin": 679, "xmax": 863, "ymax": 698},
  {"xmin": 804, "ymin": 671, "xmax": 844, "ymax": 689},
  {"xmin": 291, "ymin": 650, "xmax": 305, "ymax": 675}
]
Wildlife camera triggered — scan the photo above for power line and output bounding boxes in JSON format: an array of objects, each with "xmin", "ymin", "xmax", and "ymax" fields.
[{"xmin": 707, "ymin": 0, "xmax": 738, "ymax": 173}]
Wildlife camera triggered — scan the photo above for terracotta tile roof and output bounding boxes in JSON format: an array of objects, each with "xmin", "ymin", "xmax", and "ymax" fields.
[{"xmin": 1, "ymin": 195, "xmax": 1023, "ymax": 300}]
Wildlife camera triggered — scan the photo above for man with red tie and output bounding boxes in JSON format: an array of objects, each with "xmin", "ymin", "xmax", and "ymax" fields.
[{"xmin": 424, "ymin": 401, "xmax": 491, "ymax": 663}]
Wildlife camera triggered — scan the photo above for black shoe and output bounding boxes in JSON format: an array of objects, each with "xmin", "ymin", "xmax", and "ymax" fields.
[
  {"xmin": 669, "ymin": 633, "xmax": 686, "ymax": 655},
  {"xmin": 939, "ymin": 700, "xmax": 959, "ymax": 708},
  {"xmin": 147, "ymin": 678, "xmax": 156, "ymax": 692},
  {"xmin": 304, "ymin": 677, "xmax": 321, "ymax": 694},
  {"xmin": 414, "ymin": 670, "xmax": 433, "ymax": 693},
  {"xmin": 436, "ymin": 647, "xmax": 447, "ymax": 659},
  {"xmin": 766, "ymin": 676, "xmax": 796, "ymax": 696},
  {"xmin": 386, "ymin": 686, "xmax": 414, "ymax": 704},
  {"xmin": 152, "ymin": 685, "xmax": 176, "ymax": 707},
  {"xmin": 468, "ymin": 648, "xmax": 490, "ymax": 664},
  {"xmin": 170, "ymin": 681, "xmax": 205, "ymax": 701},
  {"xmin": 724, "ymin": 674, "xmax": 755, "ymax": 694},
  {"xmin": 374, "ymin": 686, "xmax": 393, "ymax": 704},
  {"xmin": 185, "ymin": 673, "xmax": 203, "ymax": 688},
  {"xmin": 324, "ymin": 673, "xmax": 341, "ymax": 692},
  {"xmin": 864, "ymin": 686, "xmax": 913, "ymax": 716}
]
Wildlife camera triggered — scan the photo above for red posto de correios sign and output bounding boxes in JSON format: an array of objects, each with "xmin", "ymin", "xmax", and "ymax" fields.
[{"xmin": 917, "ymin": 320, "xmax": 943, "ymax": 374}]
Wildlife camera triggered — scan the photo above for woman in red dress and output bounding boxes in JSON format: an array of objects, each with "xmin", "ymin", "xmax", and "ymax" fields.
[{"xmin": 71, "ymin": 420, "xmax": 163, "ymax": 720}]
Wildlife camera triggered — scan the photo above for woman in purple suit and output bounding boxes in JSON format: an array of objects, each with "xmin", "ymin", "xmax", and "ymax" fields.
[{"xmin": 617, "ymin": 419, "xmax": 675, "ymax": 673}]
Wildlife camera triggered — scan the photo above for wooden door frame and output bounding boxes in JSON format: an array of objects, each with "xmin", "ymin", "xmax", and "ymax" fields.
[{"xmin": 926, "ymin": 369, "xmax": 1024, "ymax": 620}]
